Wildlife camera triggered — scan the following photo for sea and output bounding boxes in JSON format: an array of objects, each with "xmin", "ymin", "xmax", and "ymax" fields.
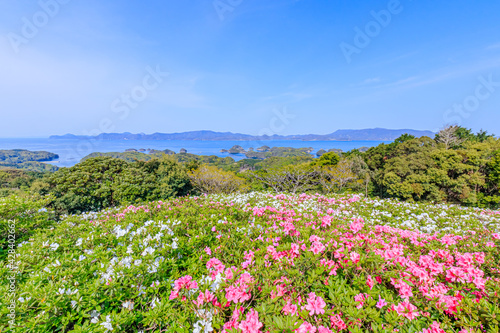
[{"xmin": 0, "ymin": 138, "xmax": 390, "ymax": 168}]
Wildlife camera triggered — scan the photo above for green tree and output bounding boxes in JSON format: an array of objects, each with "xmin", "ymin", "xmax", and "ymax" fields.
[{"xmin": 313, "ymin": 152, "xmax": 340, "ymax": 167}]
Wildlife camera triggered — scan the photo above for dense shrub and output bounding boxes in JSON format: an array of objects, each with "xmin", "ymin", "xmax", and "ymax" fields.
[
  {"xmin": 37, "ymin": 156, "xmax": 192, "ymax": 214},
  {"xmin": 0, "ymin": 169, "xmax": 45, "ymax": 197},
  {"xmin": 313, "ymin": 152, "xmax": 340, "ymax": 167},
  {"xmin": 0, "ymin": 194, "xmax": 54, "ymax": 259},
  {"xmin": 355, "ymin": 128, "xmax": 500, "ymax": 208}
]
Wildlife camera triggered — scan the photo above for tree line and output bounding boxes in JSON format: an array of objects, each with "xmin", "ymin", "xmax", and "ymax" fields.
[{"xmin": 2, "ymin": 126, "xmax": 499, "ymax": 214}]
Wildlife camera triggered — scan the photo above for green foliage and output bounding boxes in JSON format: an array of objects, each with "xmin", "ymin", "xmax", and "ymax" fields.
[
  {"xmin": 355, "ymin": 128, "xmax": 500, "ymax": 207},
  {"xmin": 82, "ymin": 151, "xmax": 156, "ymax": 162},
  {"xmin": 0, "ymin": 150, "xmax": 58, "ymax": 164},
  {"xmin": 1, "ymin": 192, "xmax": 498, "ymax": 332},
  {"xmin": 393, "ymin": 133, "xmax": 415, "ymax": 144},
  {"xmin": 245, "ymin": 147, "xmax": 312, "ymax": 160},
  {"xmin": 175, "ymin": 154, "xmax": 235, "ymax": 168},
  {"xmin": 37, "ymin": 156, "xmax": 192, "ymax": 214},
  {"xmin": 455, "ymin": 127, "xmax": 495, "ymax": 143},
  {"xmin": 488, "ymin": 150, "xmax": 500, "ymax": 186},
  {"xmin": 0, "ymin": 169, "xmax": 45, "ymax": 197},
  {"xmin": 313, "ymin": 151, "xmax": 340, "ymax": 167},
  {"xmin": 0, "ymin": 149, "xmax": 59, "ymax": 172},
  {"xmin": 0, "ymin": 194, "xmax": 54, "ymax": 259},
  {"xmin": 256, "ymin": 156, "xmax": 313, "ymax": 170}
]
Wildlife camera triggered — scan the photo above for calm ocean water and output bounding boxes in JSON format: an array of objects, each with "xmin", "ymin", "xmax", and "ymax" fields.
[{"xmin": 0, "ymin": 138, "xmax": 390, "ymax": 168}]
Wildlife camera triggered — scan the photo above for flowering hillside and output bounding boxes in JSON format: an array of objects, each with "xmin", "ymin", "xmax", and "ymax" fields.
[{"xmin": 2, "ymin": 192, "xmax": 500, "ymax": 332}]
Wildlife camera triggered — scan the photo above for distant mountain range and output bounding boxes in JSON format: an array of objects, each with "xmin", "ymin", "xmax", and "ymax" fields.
[{"xmin": 49, "ymin": 128, "xmax": 435, "ymax": 141}]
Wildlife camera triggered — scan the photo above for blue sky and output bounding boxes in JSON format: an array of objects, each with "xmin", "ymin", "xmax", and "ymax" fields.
[{"xmin": 1, "ymin": 0, "xmax": 499, "ymax": 138}]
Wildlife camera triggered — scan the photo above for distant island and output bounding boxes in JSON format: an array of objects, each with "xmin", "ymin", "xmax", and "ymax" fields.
[
  {"xmin": 0, "ymin": 149, "xmax": 59, "ymax": 172},
  {"xmin": 49, "ymin": 128, "xmax": 435, "ymax": 142}
]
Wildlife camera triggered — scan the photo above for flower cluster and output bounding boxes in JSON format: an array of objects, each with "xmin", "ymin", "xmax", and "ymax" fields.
[{"xmin": 1, "ymin": 192, "xmax": 499, "ymax": 332}]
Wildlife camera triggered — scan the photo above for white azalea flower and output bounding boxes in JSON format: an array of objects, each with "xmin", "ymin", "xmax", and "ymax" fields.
[
  {"xmin": 122, "ymin": 300, "xmax": 134, "ymax": 310},
  {"xmin": 100, "ymin": 316, "xmax": 113, "ymax": 331},
  {"xmin": 141, "ymin": 246, "xmax": 155, "ymax": 256},
  {"xmin": 114, "ymin": 225, "xmax": 129, "ymax": 238},
  {"xmin": 65, "ymin": 288, "xmax": 78, "ymax": 295},
  {"xmin": 150, "ymin": 297, "xmax": 160, "ymax": 308},
  {"xmin": 171, "ymin": 238, "xmax": 179, "ymax": 249},
  {"xmin": 90, "ymin": 310, "xmax": 100, "ymax": 323},
  {"xmin": 76, "ymin": 238, "xmax": 83, "ymax": 246},
  {"xmin": 193, "ymin": 319, "xmax": 213, "ymax": 333},
  {"xmin": 147, "ymin": 262, "xmax": 159, "ymax": 273},
  {"xmin": 50, "ymin": 243, "xmax": 59, "ymax": 251},
  {"xmin": 120, "ymin": 256, "xmax": 133, "ymax": 268}
]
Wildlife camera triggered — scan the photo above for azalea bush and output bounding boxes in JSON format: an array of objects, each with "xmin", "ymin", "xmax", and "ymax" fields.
[
  {"xmin": 0, "ymin": 194, "xmax": 54, "ymax": 259},
  {"xmin": 1, "ymin": 192, "xmax": 499, "ymax": 332}
]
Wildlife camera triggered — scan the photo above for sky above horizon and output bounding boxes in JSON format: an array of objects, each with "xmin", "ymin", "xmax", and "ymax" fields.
[{"xmin": 1, "ymin": 0, "xmax": 499, "ymax": 138}]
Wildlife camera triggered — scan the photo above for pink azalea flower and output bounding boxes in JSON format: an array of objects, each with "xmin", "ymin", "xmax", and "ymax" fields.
[
  {"xmin": 376, "ymin": 296, "xmax": 387, "ymax": 309},
  {"xmin": 222, "ymin": 319, "xmax": 239, "ymax": 333},
  {"xmin": 420, "ymin": 321, "xmax": 445, "ymax": 333},
  {"xmin": 393, "ymin": 301, "xmax": 419, "ymax": 320},
  {"xmin": 366, "ymin": 275, "xmax": 375, "ymax": 290},
  {"xmin": 350, "ymin": 219, "xmax": 364, "ymax": 233},
  {"xmin": 238, "ymin": 309, "xmax": 263, "ymax": 333},
  {"xmin": 305, "ymin": 292, "xmax": 326, "ymax": 315},
  {"xmin": 310, "ymin": 241, "xmax": 326, "ymax": 255},
  {"xmin": 283, "ymin": 301, "xmax": 298, "ymax": 316},
  {"xmin": 354, "ymin": 293, "xmax": 369, "ymax": 309},
  {"xmin": 169, "ymin": 289, "xmax": 179, "ymax": 300},
  {"xmin": 225, "ymin": 267, "xmax": 235, "ymax": 280},
  {"xmin": 330, "ymin": 314, "xmax": 347, "ymax": 330},
  {"xmin": 296, "ymin": 321, "xmax": 317, "ymax": 333},
  {"xmin": 350, "ymin": 252, "xmax": 360, "ymax": 264},
  {"xmin": 318, "ymin": 326, "xmax": 332, "ymax": 333}
]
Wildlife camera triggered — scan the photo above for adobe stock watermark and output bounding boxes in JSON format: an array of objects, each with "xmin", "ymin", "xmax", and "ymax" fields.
[
  {"xmin": 340, "ymin": 0, "xmax": 404, "ymax": 64},
  {"xmin": 256, "ymin": 106, "xmax": 296, "ymax": 146},
  {"xmin": 443, "ymin": 74, "xmax": 500, "ymax": 125},
  {"xmin": 213, "ymin": 0, "xmax": 243, "ymax": 21},
  {"xmin": 68, "ymin": 65, "xmax": 169, "ymax": 161},
  {"xmin": 6, "ymin": 220, "xmax": 17, "ymax": 329},
  {"xmin": 6, "ymin": 0, "xmax": 72, "ymax": 54}
]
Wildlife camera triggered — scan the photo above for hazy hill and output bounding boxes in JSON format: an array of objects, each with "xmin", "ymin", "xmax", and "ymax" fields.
[{"xmin": 50, "ymin": 128, "xmax": 435, "ymax": 141}]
